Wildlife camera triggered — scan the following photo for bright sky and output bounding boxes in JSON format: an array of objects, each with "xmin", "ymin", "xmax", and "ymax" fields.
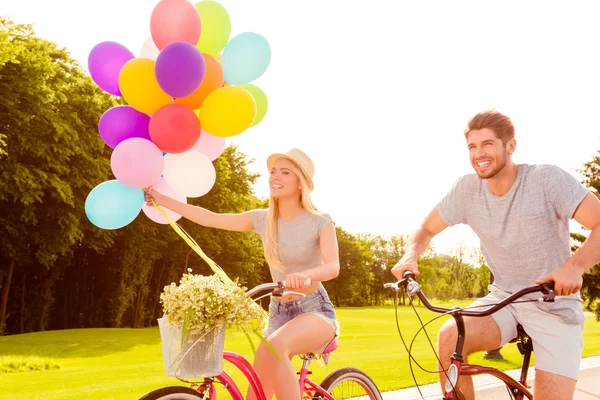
[{"xmin": 2, "ymin": 0, "xmax": 599, "ymax": 256}]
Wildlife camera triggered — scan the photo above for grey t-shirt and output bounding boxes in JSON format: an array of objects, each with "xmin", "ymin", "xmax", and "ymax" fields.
[
  {"xmin": 251, "ymin": 209, "xmax": 334, "ymax": 282},
  {"xmin": 437, "ymin": 164, "xmax": 589, "ymax": 324}
]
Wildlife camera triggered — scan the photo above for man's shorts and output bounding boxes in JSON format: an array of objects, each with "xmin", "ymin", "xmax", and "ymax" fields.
[{"xmin": 469, "ymin": 285, "xmax": 584, "ymax": 381}]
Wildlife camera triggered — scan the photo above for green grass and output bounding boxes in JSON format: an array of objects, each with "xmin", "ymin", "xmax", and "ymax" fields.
[
  {"xmin": 0, "ymin": 355, "xmax": 60, "ymax": 373},
  {"xmin": 0, "ymin": 303, "xmax": 599, "ymax": 399}
]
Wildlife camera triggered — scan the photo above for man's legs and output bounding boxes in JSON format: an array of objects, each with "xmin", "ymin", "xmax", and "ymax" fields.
[
  {"xmin": 438, "ymin": 289, "xmax": 518, "ymax": 399},
  {"xmin": 535, "ymin": 370, "xmax": 576, "ymax": 399},
  {"xmin": 515, "ymin": 301, "xmax": 583, "ymax": 400},
  {"xmin": 437, "ymin": 315, "xmax": 503, "ymax": 399}
]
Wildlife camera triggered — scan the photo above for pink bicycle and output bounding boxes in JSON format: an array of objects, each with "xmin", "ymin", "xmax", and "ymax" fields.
[{"xmin": 140, "ymin": 281, "xmax": 383, "ymax": 399}]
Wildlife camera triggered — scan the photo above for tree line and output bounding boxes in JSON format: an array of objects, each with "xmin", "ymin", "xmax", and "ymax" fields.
[{"xmin": 0, "ymin": 19, "xmax": 598, "ymax": 335}]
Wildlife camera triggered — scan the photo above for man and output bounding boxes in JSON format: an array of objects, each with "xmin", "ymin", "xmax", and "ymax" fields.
[{"xmin": 392, "ymin": 110, "xmax": 600, "ymax": 399}]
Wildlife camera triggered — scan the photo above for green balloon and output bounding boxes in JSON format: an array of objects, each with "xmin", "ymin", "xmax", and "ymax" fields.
[
  {"xmin": 238, "ymin": 84, "xmax": 268, "ymax": 127},
  {"xmin": 195, "ymin": 1, "xmax": 232, "ymax": 56}
]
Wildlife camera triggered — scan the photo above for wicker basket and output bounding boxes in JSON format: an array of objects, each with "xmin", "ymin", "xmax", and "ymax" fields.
[{"xmin": 158, "ymin": 318, "xmax": 226, "ymax": 378}]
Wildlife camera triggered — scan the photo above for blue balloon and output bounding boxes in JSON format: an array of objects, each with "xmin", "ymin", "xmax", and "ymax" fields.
[
  {"xmin": 222, "ymin": 32, "xmax": 271, "ymax": 85},
  {"xmin": 85, "ymin": 180, "xmax": 144, "ymax": 230}
]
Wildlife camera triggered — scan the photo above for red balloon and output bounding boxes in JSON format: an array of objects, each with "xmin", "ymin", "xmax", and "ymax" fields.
[
  {"xmin": 149, "ymin": 104, "xmax": 201, "ymax": 154},
  {"xmin": 150, "ymin": 0, "xmax": 201, "ymax": 50}
]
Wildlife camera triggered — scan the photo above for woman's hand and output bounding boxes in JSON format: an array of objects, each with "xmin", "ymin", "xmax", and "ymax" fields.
[
  {"xmin": 284, "ymin": 272, "xmax": 311, "ymax": 290},
  {"xmin": 144, "ymin": 187, "xmax": 166, "ymax": 207}
]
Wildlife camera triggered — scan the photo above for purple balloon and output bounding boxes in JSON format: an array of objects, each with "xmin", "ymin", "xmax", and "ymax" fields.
[
  {"xmin": 88, "ymin": 41, "xmax": 134, "ymax": 96},
  {"xmin": 98, "ymin": 106, "xmax": 151, "ymax": 149},
  {"xmin": 155, "ymin": 41, "xmax": 206, "ymax": 98}
]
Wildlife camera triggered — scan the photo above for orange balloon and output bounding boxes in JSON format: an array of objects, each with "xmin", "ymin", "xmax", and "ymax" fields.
[{"xmin": 175, "ymin": 54, "xmax": 224, "ymax": 110}]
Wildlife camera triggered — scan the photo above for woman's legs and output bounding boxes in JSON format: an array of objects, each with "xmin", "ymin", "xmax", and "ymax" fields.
[{"xmin": 246, "ymin": 313, "xmax": 335, "ymax": 400}]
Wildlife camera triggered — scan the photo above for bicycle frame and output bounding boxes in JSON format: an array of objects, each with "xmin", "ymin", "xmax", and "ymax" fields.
[
  {"xmin": 385, "ymin": 272, "xmax": 555, "ymax": 400},
  {"xmin": 193, "ymin": 351, "xmax": 335, "ymax": 399},
  {"xmin": 441, "ymin": 313, "xmax": 534, "ymax": 400},
  {"xmin": 189, "ymin": 280, "xmax": 336, "ymax": 399}
]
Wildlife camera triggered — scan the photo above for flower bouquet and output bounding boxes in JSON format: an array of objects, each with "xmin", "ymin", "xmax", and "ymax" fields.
[{"xmin": 158, "ymin": 270, "xmax": 267, "ymax": 378}]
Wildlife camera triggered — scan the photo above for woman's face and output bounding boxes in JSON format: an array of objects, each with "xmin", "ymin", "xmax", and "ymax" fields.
[{"xmin": 269, "ymin": 158, "xmax": 302, "ymax": 199}]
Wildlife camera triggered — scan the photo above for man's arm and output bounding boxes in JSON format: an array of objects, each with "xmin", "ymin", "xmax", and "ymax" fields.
[
  {"xmin": 569, "ymin": 193, "xmax": 600, "ymax": 271},
  {"xmin": 391, "ymin": 207, "xmax": 448, "ymax": 279},
  {"xmin": 535, "ymin": 192, "xmax": 600, "ymax": 295}
]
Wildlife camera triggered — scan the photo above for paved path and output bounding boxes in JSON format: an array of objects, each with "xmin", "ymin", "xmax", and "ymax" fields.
[{"xmin": 381, "ymin": 355, "xmax": 600, "ymax": 399}]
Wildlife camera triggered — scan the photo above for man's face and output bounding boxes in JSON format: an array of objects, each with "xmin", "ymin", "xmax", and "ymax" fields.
[{"xmin": 467, "ymin": 128, "xmax": 513, "ymax": 179}]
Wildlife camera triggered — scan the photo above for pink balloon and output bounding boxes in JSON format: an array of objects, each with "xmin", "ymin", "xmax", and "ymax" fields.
[
  {"xmin": 192, "ymin": 129, "xmax": 226, "ymax": 161},
  {"xmin": 110, "ymin": 138, "xmax": 164, "ymax": 188},
  {"xmin": 142, "ymin": 179, "xmax": 187, "ymax": 224},
  {"xmin": 150, "ymin": 0, "xmax": 201, "ymax": 50}
]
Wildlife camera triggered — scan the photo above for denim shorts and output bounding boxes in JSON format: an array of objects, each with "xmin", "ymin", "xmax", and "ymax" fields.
[{"xmin": 263, "ymin": 287, "xmax": 340, "ymax": 338}]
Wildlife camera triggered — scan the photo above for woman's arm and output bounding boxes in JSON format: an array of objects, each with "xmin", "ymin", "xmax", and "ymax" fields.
[{"xmin": 146, "ymin": 187, "xmax": 254, "ymax": 232}]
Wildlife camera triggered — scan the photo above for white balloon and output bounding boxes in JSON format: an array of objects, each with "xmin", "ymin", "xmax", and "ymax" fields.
[
  {"xmin": 140, "ymin": 37, "xmax": 160, "ymax": 60},
  {"xmin": 163, "ymin": 150, "xmax": 216, "ymax": 198}
]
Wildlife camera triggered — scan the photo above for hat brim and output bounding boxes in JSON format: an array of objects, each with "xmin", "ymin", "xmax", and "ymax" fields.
[{"xmin": 266, "ymin": 153, "xmax": 314, "ymax": 191}]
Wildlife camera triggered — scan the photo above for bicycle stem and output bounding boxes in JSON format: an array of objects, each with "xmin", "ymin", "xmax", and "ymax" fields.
[{"xmin": 450, "ymin": 308, "xmax": 466, "ymax": 363}]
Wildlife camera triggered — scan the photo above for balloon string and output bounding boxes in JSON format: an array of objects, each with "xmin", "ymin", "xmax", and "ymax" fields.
[
  {"xmin": 151, "ymin": 202, "xmax": 269, "ymax": 319},
  {"xmin": 151, "ymin": 202, "xmax": 232, "ymax": 284}
]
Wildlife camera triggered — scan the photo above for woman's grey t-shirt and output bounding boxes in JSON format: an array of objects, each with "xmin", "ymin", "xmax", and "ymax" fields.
[
  {"xmin": 437, "ymin": 164, "xmax": 589, "ymax": 324},
  {"xmin": 251, "ymin": 209, "xmax": 334, "ymax": 282}
]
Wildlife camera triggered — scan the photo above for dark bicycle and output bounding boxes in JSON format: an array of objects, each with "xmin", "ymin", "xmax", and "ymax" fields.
[{"xmin": 384, "ymin": 271, "xmax": 556, "ymax": 399}]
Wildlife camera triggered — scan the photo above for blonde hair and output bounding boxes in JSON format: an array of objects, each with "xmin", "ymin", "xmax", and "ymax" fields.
[{"xmin": 264, "ymin": 161, "xmax": 318, "ymax": 270}]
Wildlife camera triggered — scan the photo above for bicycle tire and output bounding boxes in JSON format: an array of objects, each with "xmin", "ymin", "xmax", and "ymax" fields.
[
  {"xmin": 138, "ymin": 386, "xmax": 204, "ymax": 400},
  {"xmin": 317, "ymin": 367, "xmax": 383, "ymax": 400}
]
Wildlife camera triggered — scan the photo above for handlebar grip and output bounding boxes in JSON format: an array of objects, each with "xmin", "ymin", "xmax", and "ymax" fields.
[
  {"xmin": 280, "ymin": 278, "xmax": 313, "ymax": 289},
  {"xmin": 541, "ymin": 281, "xmax": 555, "ymax": 291},
  {"xmin": 403, "ymin": 271, "xmax": 416, "ymax": 280}
]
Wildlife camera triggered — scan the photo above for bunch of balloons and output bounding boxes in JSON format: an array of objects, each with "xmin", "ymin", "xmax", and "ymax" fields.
[{"xmin": 85, "ymin": 0, "xmax": 270, "ymax": 230}]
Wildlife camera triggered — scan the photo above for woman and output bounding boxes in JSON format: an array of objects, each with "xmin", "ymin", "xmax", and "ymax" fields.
[{"xmin": 145, "ymin": 148, "xmax": 340, "ymax": 400}]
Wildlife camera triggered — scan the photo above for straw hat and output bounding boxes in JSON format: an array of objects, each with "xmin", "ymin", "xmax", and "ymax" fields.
[{"xmin": 266, "ymin": 148, "xmax": 315, "ymax": 191}]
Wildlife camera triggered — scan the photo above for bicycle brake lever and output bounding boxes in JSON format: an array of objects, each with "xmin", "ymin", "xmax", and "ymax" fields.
[
  {"xmin": 540, "ymin": 282, "xmax": 555, "ymax": 302},
  {"xmin": 271, "ymin": 282, "xmax": 287, "ymax": 297},
  {"xmin": 384, "ymin": 282, "xmax": 400, "ymax": 291},
  {"xmin": 406, "ymin": 280, "xmax": 421, "ymax": 296},
  {"xmin": 542, "ymin": 291, "xmax": 555, "ymax": 302}
]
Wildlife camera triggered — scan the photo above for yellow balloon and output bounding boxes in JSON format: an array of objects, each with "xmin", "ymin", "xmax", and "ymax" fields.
[
  {"xmin": 118, "ymin": 58, "xmax": 172, "ymax": 115},
  {"xmin": 199, "ymin": 86, "xmax": 256, "ymax": 137}
]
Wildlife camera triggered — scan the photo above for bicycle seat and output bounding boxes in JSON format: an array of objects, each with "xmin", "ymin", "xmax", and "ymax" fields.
[
  {"xmin": 508, "ymin": 324, "xmax": 530, "ymax": 343},
  {"xmin": 299, "ymin": 337, "xmax": 339, "ymax": 366},
  {"xmin": 319, "ymin": 338, "xmax": 339, "ymax": 355}
]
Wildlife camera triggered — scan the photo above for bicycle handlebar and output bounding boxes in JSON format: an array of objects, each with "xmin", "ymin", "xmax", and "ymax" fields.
[
  {"xmin": 245, "ymin": 278, "xmax": 313, "ymax": 299},
  {"xmin": 384, "ymin": 271, "xmax": 555, "ymax": 317}
]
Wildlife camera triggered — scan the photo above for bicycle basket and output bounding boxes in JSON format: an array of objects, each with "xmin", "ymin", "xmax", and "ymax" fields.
[{"xmin": 158, "ymin": 318, "xmax": 226, "ymax": 378}]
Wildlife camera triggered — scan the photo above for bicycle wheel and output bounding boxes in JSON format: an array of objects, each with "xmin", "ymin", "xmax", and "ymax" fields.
[
  {"xmin": 317, "ymin": 367, "xmax": 383, "ymax": 400},
  {"xmin": 138, "ymin": 386, "xmax": 205, "ymax": 399}
]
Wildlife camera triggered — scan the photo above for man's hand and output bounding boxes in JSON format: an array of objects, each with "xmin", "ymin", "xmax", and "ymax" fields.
[
  {"xmin": 535, "ymin": 261, "xmax": 584, "ymax": 296},
  {"xmin": 391, "ymin": 256, "xmax": 420, "ymax": 281}
]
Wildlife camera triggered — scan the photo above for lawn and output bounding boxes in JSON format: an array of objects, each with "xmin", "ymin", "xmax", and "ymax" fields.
[{"xmin": 1, "ymin": 302, "xmax": 599, "ymax": 399}]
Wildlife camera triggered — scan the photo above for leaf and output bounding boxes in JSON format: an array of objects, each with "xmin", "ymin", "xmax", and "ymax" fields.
[
  {"xmin": 243, "ymin": 329, "xmax": 257, "ymax": 357},
  {"xmin": 253, "ymin": 329, "xmax": 283, "ymax": 364},
  {"xmin": 180, "ymin": 308, "xmax": 195, "ymax": 347}
]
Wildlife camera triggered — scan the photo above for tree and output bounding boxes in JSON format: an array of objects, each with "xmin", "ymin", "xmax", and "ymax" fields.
[
  {"xmin": 370, "ymin": 235, "xmax": 406, "ymax": 304},
  {"xmin": 0, "ymin": 18, "xmax": 272, "ymax": 334},
  {"xmin": 0, "ymin": 18, "xmax": 118, "ymax": 332},
  {"xmin": 324, "ymin": 227, "xmax": 374, "ymax": 307}
]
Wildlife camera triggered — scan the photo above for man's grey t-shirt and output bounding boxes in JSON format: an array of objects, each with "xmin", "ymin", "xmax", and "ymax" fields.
[{"xmin": 437, "ymin": 164, "xmax": 589, "ymax": 324}]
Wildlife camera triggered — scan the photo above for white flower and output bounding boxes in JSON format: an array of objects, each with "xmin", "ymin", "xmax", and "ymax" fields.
[{"xmin": 160, "ymin": 270, "xmax": 267, "ymax": 338}]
